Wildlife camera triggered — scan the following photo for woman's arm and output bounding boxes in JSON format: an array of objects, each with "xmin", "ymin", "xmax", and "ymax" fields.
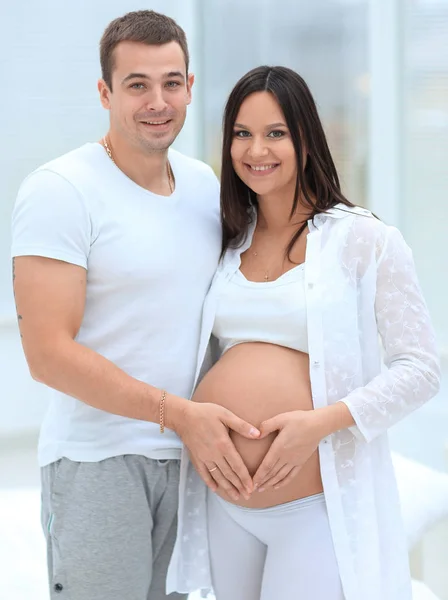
[
  {"xmin": 252, "ymin": 225, "xmax": 440, "ymax": 490},
  {"xmin": 338, "ymin": 225, "xmax": 441, "ymax": 443}
]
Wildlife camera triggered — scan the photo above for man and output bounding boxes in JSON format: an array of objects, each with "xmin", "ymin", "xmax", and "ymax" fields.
[{"xmin": 11, "ymin": 10, "xmax": 259, "ymax": 600}]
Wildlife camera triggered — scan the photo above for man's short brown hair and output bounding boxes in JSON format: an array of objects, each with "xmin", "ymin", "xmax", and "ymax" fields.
[{"xmin": 100, "ymin": 10, "xmax": 189, "ymax": 90}]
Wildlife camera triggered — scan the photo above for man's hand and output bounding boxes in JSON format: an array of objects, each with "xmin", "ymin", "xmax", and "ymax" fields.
[{"xmin": 175, "ymin": 402, "xmax": 260, "ymax": 501}]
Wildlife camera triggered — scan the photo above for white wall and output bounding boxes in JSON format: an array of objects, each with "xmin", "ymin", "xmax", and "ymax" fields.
[
  {"xmin": 0, "ymin": 321, "xmax": 49, "ymax": 435},
  {"xmin": 368, "ymin": 0, "xmax": 448, "ymax": 471}
]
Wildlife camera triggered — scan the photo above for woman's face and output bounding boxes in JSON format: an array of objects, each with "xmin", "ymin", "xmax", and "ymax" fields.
[{"xmin": 230, "ymin": 91, "xmax": 298, "ymax": 197}]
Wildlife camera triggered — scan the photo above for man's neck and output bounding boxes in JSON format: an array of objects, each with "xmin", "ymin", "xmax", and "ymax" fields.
[{"xmin": 104, "ymin": 132, "xmax": 173, "ymax": 196}]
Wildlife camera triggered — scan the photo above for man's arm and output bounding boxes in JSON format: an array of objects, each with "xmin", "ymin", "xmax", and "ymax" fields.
[
  {"xmin": 13, "ymin": 255, "xmax": 259, "ymax": 499},
  {"xmin": 13, "ymin": 255, "xmax": 173, "ymax": 422}
]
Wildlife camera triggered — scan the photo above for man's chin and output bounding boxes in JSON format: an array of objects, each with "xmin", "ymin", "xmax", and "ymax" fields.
[{"xmin": 138, "ymin": 130, "xmax": 180, "ymax": 152}]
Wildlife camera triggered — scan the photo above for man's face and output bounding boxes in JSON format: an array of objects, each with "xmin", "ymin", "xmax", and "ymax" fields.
[{"xmin": 99, "ymin": 41, "xmax": 194, "ymax": 153}]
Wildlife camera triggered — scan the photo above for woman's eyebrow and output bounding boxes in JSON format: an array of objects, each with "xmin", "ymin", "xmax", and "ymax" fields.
[{"xmin": 234, "ymin": 122, "xmax": 287, "ymax": 129}]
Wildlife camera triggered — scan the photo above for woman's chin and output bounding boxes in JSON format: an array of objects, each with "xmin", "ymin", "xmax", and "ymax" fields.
[{"xmin": 242, "ymin": 179, "xmax": 281, "ymax": 197}]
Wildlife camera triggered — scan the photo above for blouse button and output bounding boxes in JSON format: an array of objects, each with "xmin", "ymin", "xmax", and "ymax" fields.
[
  {"xmin": 308, "ymin": 282, "xmax": 314, "ymax": 289},
  {"xmin": 313, "ymin": 360, "xmax": 320, "ymax": 368}
]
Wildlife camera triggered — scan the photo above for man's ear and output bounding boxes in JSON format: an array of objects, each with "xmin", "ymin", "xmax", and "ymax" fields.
[
  {"xmin": 98, "ymin": 79, "xmax": 112, "ymax": 110},
  {"xmin": 186, "ymin": 72, "xmax": 195, "ymax": 105}
]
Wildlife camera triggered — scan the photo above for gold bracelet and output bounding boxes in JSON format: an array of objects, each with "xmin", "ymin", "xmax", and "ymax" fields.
[{"xmin": 159, "ymin": 390, "xmax": 167, "ymax": 433}]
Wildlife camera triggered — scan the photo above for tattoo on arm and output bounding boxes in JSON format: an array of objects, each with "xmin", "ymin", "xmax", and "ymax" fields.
[{"xmin": 12, "ymin": 258, "xmax": 23, "ymax": 339}]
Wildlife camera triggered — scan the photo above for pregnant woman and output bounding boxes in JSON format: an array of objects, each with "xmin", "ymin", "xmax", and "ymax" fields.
[{"xmin": 167, "ymin": 66, "xmax": 440, "ymax": 600}]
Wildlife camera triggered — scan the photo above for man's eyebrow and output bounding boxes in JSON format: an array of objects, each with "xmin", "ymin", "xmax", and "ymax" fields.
[
  {"xmin": 234, "ymin": 122, "xmax": 287, "ymax": 129},
  {"xmin": 165, "ymin": 71, "xmax": 186, "ymax": 81},
  {"xmin": 121, "ymin": 71, "xmax": 186, "ymax": 84},
  {"xmin": 121, "ymin": 73, "xmax": 150, "ymax": 84}
]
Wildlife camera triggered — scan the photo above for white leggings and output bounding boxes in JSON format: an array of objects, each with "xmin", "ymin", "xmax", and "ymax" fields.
[{"xmin": 207, "ymin": 490, "xmax": 344, "ymax": 600}]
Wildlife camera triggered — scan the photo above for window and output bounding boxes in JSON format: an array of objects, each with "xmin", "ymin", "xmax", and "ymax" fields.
[{"xmin": 200, "ymin": 0, "xmax": 369, "ymax": 206}]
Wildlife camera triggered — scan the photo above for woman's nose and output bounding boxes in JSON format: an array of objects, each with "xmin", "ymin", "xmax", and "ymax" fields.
[{"xmin": 247, "ymin": 137, "xmax": 269, "ymax": 159}]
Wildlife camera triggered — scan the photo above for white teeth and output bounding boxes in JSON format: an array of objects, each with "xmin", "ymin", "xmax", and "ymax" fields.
[
  {"xmin": 143, "ymin": 121, "xmax": 169, "ymax": 125},
  {"xmin": 250, "ymin": 164, "xmax": 277, "ymax": 171}
]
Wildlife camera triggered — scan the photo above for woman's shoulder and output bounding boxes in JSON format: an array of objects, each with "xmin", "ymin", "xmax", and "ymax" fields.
[
  {"xmin": 325, "ymin": 204, "xmax": 405, "ymax": 262},
  {"xmin": 326, "ymin": 204, "xmax": 391, "ymax": 237}
]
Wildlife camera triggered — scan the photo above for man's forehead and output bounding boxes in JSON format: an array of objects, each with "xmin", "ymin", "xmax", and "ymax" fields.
[{"xmin": 113, "ymin": 40, "xmax": 186, "ymax": 75}]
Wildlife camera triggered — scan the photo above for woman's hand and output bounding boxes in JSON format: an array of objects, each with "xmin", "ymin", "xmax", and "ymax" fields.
[{"xmin": 252, "ymin": 410, "xmax": 323, "ymax": 492}]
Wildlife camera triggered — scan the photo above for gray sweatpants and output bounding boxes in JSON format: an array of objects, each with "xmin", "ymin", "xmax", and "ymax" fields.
[{"xmin": 41, "ymin": 455, "xmax": 187, "ymax": 600}]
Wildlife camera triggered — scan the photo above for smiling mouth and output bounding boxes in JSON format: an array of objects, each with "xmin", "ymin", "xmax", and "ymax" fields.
[
  {"xmin": 140, "ymin": 119, "xmax": 172, "ymax": 127},
  {"xmin": 245, "ymin": 163, "xmax": 280, "ymax": 174}
]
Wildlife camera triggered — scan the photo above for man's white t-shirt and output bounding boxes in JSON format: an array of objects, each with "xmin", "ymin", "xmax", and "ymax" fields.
[{"xmin": 11, "ymin": 143, "xmax": 222, "ymax": 466}]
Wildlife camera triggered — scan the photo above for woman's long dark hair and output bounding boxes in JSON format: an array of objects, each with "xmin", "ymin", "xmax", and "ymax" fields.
[{"xmin": 221, "ymin": 66, "xmax": 356, "ymax": 257}]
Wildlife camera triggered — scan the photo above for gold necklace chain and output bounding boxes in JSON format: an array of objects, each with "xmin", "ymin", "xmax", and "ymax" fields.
[
  {"xmin": 252, "ymin": 251, "xmax": 269, "ymax": 282},
  {"xmin": 251, "ymin": 231, "xmax": 295, "ymax": 282},
  {"xmin": 102, "ymin": 136, "xmax": 174, "ymax": 194},
  {"xmin": 250, "ymin": 223, "xmax": 308, "ymax": 282},
  {"xmin": 252, "ymin": 250, "xmax": 283, "ymax": 282}
]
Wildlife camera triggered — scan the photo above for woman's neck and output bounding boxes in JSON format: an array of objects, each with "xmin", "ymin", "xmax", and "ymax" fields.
[{"xmin": 256, "ymin": 190, "xmax": 312, "ymax": 233}]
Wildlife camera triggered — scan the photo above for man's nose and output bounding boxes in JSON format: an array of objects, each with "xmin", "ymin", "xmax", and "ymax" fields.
[{"xmin": 145, "ymin": 88, "xmax": 169, "ymax": 113}]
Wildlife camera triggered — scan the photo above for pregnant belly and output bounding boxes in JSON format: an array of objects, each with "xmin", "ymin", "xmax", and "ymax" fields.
[{"xmin": 192, "ymin": 342, "xmax": 323, "ymax": 508}]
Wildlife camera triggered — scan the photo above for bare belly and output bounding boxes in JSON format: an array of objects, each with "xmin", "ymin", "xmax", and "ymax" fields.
[{"xmin": 192, "ymin": 342, "xmax": 323, "ymax": 508}]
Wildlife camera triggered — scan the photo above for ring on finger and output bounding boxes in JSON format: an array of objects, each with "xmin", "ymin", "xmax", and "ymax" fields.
[{"xmin": 208, "ymin": 465, "xmax": 219, "ymax": 473}]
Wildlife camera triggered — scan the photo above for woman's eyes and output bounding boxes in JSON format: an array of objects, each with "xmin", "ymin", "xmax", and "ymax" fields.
[
  {"xmin": 234, "ymin": 130, "xmax": 251, "ymax": 138},
  {"xmin": 268, "ymin": 130, "xmax": 286, "ymax": 138},
  {"xmin": 233, "ymin": 130, "xmax": 286, "ymax": 139}
]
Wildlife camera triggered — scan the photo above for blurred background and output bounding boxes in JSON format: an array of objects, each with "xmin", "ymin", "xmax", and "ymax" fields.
[{"xmin": 0, "ymin": 0, "xmax": 447, "ymax": 599}]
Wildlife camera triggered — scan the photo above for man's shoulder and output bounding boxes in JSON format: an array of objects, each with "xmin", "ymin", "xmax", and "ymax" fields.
[
  {"xmin": 20, "ymin": 144, "xmax": 100, "ymax": 193},
  {"xmin": 35, "ymin": 143, "xmax": 100, "ymax": 179}
]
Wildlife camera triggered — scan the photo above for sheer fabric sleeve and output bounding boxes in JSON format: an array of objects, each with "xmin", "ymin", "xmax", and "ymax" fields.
[{"xmin": 340, "ymin": 225, "xmax": 441, "ymax": 443}]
